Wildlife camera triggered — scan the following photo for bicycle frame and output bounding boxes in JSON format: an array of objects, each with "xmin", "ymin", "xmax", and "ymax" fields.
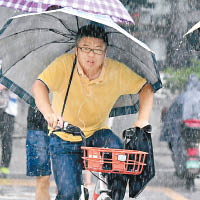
[{"xmin": 53, "ymin": 122, "xmax": 149, "ymax": 200}]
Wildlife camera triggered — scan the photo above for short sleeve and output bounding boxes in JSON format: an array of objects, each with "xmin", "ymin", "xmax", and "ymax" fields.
[
  {"xmin": 38, "ymin": 55, "xmax": 68, "ymax": 92},
  {"xmin": 119, "ymin": 64, "xmax": 147, "ymax": 95}
]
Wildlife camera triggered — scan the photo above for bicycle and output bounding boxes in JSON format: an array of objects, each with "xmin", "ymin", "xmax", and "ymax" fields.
[{"xmin": 53, "ymin": 122, "xmax": 149, "ymax": 200}]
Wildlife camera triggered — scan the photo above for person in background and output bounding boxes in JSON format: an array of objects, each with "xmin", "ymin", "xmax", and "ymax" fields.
[
  {"xmin": 0, "ymin": 84, "xmax": 18, "ymax": 178},
  {"xmin": 26, "ymin": 106, "xmax": 51, "ymax": 200}
]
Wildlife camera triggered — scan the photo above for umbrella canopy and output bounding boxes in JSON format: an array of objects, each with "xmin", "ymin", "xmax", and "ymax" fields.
[
  {"xmin": 0, "ymin": 7, "xmax": 162, "ymax": 117},
  {"xmin": 0, "ymin": 0, "xmax": 134, "ymax": 24},
  {"xmin": 184, "ymin": 21, "xmax": 200, "ymax": 51}
]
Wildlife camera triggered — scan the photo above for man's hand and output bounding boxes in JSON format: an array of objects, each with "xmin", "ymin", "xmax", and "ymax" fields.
[
  {"xmin": 0, "ymin": 84, "xmax": 7, "ymax": 91},
  {"xmin": 44, "ymin": 112, "xmax": 64, "ymax": 130}
]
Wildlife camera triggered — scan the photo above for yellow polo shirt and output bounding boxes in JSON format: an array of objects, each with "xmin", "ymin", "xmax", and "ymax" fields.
[{"xmin": 38, "ymin": 53, "xmax": 146, "ymax": 142}]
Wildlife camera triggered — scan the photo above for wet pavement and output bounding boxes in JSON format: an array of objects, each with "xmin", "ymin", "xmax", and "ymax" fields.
[
  {"xmin": 1, "ymin": 128, "xmax": 200, "ymax": 199},
  {"xmin": 0, "ymin": 172, "xmax": 200, "ymax": 200}
]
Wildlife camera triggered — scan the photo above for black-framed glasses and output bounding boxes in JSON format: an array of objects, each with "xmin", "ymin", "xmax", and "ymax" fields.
[{"xmin": 77, "ymin": 46, "xmax": 106, "ymax": 55}]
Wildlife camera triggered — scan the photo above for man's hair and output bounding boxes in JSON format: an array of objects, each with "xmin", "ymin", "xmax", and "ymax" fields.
[{"xmin": 76, "ymin": 22, "xmax": 108, "ymax": 46}]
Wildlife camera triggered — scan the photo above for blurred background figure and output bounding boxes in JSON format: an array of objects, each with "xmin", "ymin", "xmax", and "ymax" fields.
[
  {"xmin": 160, "ymin": 74, "xmax": 200, "ymax": 191},
  {"xmin": 26, "ymin": 106, "xmax": 51, "ymax": 200},
  {"xmin": 0, "ymin": 83, "xmax": 18, "ymax": 178}
]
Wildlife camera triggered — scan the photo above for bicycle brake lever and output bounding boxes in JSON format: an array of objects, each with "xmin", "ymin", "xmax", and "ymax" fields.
[
  {"xmin": 122, "ymin": 125, "xmax": 152, "ymax": 139},
  {"xmin": 122, "ymin": 127, "xmax": 136, "ymax": 139},
  {"xmin": 52, "ymin": 123, "xmax": 86, "ymax": 145},
  {"xmin": 53, "ymin": 122, "xmax": 83, "ymax": 136}
]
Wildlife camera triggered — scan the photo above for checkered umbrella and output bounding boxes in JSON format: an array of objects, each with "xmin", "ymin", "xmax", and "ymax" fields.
[
  {"xmin": 0, "ymin": 7, "xmax": 162, "ymax": 117},
  {"xmin": 0, "ymin": 0, "xmax": 134, "ymax": 24}
]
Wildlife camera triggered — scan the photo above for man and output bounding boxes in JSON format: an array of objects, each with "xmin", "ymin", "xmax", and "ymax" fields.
[
  {"xmin": 33, "ymin": 22, "xmax": 154, "ymax": 199},
  {"xmin": 0, "ymin": 84, "xmax": 17, "ymax": 178},
  {"xmin": 26, "ymin": 106, "xmax": 51, "ymax": 200}
]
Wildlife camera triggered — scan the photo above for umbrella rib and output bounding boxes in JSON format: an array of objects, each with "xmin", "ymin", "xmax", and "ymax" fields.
[
  {"xmin": 76, "ymin": 16, "xmax": 80, "ymax": 32},
  {"xmin": 43, "ymin": 13, "xmax": 77, "ymax": 36},
  {"xmin": 0, "ymin": 28, "xmax": 74, "ymax": 41},
  {"xmin": 3, "ymin": 39, "xmax": 75, "ymax": 75}
]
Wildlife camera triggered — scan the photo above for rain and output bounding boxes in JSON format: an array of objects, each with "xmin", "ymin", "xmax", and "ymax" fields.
[{"xmin": 0, "ymin": 0, "xmax": 200, "ymax": 200}]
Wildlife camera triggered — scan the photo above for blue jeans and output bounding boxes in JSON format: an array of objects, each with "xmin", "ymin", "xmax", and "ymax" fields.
[
  {"xmin": 50, "ymin": 129, "xmax": 126, "ymax": 200},
  {"xmin": 26, "ymin": 130, "xmax": 51, "ymax": 176}
]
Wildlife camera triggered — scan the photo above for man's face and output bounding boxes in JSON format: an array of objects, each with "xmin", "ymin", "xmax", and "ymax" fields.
[{"xmin": 75, "ymin": 37, "xmax": 106, "ymax": 71}]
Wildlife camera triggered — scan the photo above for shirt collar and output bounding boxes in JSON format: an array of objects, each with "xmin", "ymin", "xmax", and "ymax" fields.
[{"xmin": 77, "ymin": 61, "xmax": 106, "ymax": 84}]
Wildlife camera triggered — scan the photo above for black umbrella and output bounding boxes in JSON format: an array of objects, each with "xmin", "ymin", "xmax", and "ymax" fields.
[
  {"xmin": 0, "ymin": 7, "xmax": 162, "ymax": 117},
  {"xmin": 184, "ymin": 21, "xmax": 200, "ymax": 51}
]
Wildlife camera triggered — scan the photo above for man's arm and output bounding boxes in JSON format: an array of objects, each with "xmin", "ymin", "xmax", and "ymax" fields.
[
  {"xmin": 32, "ymin": 80, "xmax": 63, "ymax": 129},
  {"xmin": 0, "ymin": 84, "xmax": 7, "ymax": 91},
  {"xmin": 133, "ymin": 83, "xmax": 154, "ymax": 128}
]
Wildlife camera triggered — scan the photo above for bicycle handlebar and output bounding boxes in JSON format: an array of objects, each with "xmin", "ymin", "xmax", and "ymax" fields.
[
  {"xmin": 122, "ymin": 125, "xmax": 152, "ymax": 139},
  {"xmin": 52, "ymin": 122, "xmax": 86, "ymax": 145},
  {"xmin": 53, "ymin": 122, "xmax": 82, "ymax": 135},
  {"xmin": 52, "ymin": 122, "xmax": 152, "ymax": 146}
]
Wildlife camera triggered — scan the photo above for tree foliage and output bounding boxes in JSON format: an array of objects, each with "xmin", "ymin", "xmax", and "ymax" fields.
[{"xmin": 163, "ymin": 59, "xmax": 200, "ymax": 93}]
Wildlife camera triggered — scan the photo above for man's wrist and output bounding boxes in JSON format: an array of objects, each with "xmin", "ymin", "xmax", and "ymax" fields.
[{"xmin": 133, "ymin": 120, "xmax": 149, "ymax": 128}]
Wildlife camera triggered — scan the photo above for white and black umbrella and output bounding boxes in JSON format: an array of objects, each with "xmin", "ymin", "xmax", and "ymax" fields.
[{"xmin": 0, "ymin": 7, "xmax": 162, "ymax": 117}]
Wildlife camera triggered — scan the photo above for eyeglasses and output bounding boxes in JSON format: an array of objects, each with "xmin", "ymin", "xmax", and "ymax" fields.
[{"xmin": 77, "ymin": 46, "xmax": 106, "ymax": 55}]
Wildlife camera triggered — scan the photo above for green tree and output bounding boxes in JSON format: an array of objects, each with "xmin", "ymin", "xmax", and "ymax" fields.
[{"xmin": 163, "ymin": 59, "xmax": 200, "ymax": 93}]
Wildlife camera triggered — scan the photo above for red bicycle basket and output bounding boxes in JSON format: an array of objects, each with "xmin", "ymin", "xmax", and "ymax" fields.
[{"xmin": 81, "ymin": 147, "xmax": 147, "ymax": 175}]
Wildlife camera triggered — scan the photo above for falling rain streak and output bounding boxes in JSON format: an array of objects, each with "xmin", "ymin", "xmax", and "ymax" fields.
[{"xmin": 0, "ymin": 0, "xmax": 200, "ymax": 200}]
